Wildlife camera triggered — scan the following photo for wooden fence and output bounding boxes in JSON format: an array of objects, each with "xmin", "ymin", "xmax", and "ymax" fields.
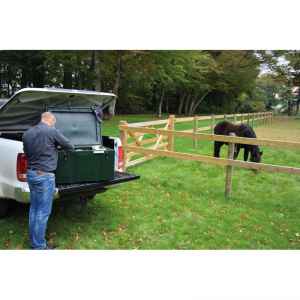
[
  {"xmin": 120, "ymin": 112, "xmax": 273, "ymax": 169},
  {"xmin": 118, "ymin": 111, "xmax": 300, "ymax": 197}
]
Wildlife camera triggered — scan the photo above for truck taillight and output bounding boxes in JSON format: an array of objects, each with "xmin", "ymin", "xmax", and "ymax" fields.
[
  {"xmin": 17, "ymin": 153, "xmax": 28, "ymax": 182},
  {"xmin": 118, "ymin": 146, "xmax": 124, "ymax": 170}
]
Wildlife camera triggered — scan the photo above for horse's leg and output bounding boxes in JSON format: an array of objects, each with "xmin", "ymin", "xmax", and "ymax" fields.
[
  {"xmin": 244, "ymin": 147, "xmax": 250, "ymax": 161},
  {"xmin": 214, "ymin": 142, "xmax": 223, "ymax": 157}
]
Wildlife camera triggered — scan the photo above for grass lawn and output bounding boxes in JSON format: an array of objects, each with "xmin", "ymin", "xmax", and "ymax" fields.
[{"xmin": 1, "ymin": 116, "xmax": 300, "ymax": 249}]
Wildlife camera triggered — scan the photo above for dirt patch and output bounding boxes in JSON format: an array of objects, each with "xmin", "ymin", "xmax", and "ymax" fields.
[{"xmin": 255, "ymin": 117, "xmax": 300, "ymax": 142}]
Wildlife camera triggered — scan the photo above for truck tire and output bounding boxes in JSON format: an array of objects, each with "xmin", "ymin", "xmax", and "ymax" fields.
[{"xmin": 0, "ymin": 199, "xmax": 10, "ymax": 218}]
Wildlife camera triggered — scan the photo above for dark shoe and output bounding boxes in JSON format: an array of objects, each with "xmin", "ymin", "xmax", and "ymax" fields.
[{"xmin": 30, "ymin": 246, "xmax": 56, "ymax": 250}]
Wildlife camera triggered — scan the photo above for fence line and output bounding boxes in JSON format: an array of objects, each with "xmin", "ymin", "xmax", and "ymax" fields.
[
  {"xmin": 120, "ymin": 111, "xmax": 273, "ymax": 169},
  {"xmin": 117, "ymin": 111, "xmax": 300, "ymax": 197}
]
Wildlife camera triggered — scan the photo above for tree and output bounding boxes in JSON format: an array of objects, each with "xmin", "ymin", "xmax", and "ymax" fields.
[
  {"xmin": 0, "ymin": 50, "xmax": 268, "ymax": 115},
  {"xmin": 258, "ymin": 50, "xmax": 300, "ymax": 115}
]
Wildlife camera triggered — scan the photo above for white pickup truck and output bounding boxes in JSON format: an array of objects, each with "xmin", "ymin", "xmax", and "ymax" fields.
[{"xmin": 0, "ymin": 88, "xmax": 139, "ymax": 217}]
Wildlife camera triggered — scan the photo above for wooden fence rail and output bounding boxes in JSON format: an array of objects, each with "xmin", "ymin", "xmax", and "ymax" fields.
[
  {"xmin": 125, "ymin": 145, "xmax": 300, "ymax": 176},
  {"xmin": 128, "ymin": 112, "xmax": 272, "ymax": 127}
]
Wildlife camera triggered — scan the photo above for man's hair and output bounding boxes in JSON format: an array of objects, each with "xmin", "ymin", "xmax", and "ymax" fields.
[{"xmin": 41, "ymin": 112, "xmax": 56, "ymax": 122}]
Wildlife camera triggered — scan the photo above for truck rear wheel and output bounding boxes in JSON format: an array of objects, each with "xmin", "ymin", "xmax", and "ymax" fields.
[{"xmin": 0, "ymin": 199, "xmax": 10, "ymax": 218}]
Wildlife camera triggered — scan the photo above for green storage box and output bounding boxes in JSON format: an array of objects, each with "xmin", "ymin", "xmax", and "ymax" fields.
[
  {"xmin": 50, "ymin": 108, "xmax": 115, "ymax": 184},
  {"xmin": 56, "ymin": 147, "xmax": 115, "ymax": 184}
]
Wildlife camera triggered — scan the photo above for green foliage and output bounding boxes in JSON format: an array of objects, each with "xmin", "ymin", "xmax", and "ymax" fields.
[
  {"xmin": 0, "ymin": 50, "xmax": 263, "ymax": 114},
  {"xmin": 255, "ymin": 50, "xmax": 300, "ymax": 115}
]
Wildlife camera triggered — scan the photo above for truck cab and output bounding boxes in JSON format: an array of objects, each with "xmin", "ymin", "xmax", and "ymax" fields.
[{"xmin": 0, "ymin": 88, "xmax": 139, "ymax": 217}]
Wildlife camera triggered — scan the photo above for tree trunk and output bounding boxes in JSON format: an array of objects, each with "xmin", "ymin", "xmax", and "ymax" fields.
[
  {"xmin": 63, "ymin": 62, "xmax": 73, "ymax": 88},
  {"xmin": 21, "ymin": 73, "xmax": 27, "ymax": 88},
  {"xmin": 188, "ymin": 96, "xmax": 196, "ymax": 116},
  {"xmin": 109, "ymin": 51, "xmax": 122, "ymax": 116},
  {"xmin": 188, "ymin": 95, "xmax": 197, "ymax": 116},
  {"xmin": 178, "ymin": 93, "xmax": 186, "ymax": 115},
  {"xmin": 158, "ymin": 89, "xmax": 165, "ymax": 118},
  {"xmin": 7, "ymin": 67, "xmax": 13, "ymax": 96},
  {"xmin": 189, "ymin": 91, "xmax": 210, "ymax": 115},
  {"xmin": 184, "ymin": 94, "xmax": 191, "ymax": 115},
  {"xmin": 91, "ymin": 50, "xmax": 102, "ymax": 91},
  {"xmin": 165, "ymin": 97, "xmax": 169, "ymax": 113},
  {"xmin": 7, "ymin": 78, "xmax": 12, "ymax": 97},
  {"xmin": 296, "ymin": 99, "xmax": 300, "ymax": 114},
  {"xmin": 287, "ymin": 100, "xmax": 292, "ymax": 116},
  {"xmin": 32, "ymin": 65, "xmax": 45, "ymax": 88}
]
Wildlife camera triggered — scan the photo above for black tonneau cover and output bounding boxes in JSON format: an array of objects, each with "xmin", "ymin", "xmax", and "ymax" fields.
[{"xmin": 0, "ymin": 88, "xmax": 116, "ymax": 132}]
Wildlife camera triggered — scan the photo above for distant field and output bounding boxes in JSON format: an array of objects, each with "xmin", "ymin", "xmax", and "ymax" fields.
[{"xmin": 1, "ymin": 115, "xmax": 300, "ymax": 249}]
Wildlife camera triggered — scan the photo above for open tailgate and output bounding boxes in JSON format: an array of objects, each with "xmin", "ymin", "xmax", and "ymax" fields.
[{"xmin": 58, "ymin": 171, "xmax": 139, "ymax": 196}]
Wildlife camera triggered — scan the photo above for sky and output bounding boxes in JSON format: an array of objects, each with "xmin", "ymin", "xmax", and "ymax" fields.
[{"xmin": 259, "ymin": 54, "xmax": 289, "ymax": 75}]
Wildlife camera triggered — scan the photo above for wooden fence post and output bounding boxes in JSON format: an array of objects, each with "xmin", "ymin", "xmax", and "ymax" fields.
[
  {"xmin": 224, "ymin": 114, "xmax": 227, "ymax": 121},
  {"xmin": 233, "ymin": 114, "xmax": 237, "ymax": 124},
  {"xmin": 225, "ymin": 132, "xmax": 235, "ymax": 198},
  {"xmin": 241, "ymin": 113, "xmax": 243, "ymax": 124},
  {"xmin": 193, "ymin": 116, "xmax": 198, "ymax": 148},
  {"xmin": 119, "ymin": 120, "xmax": 128, "ymax": 172},
  {"xmin": 211, "ymin": 114, "xmax": 215, "ymax": 134},
  {"xmin": 167, "ymin": 115, "xmax": 175, "ymax": 151},
  {"xmin": 247, "ymin": 113, "xmax": 250, "ymax": 125}
]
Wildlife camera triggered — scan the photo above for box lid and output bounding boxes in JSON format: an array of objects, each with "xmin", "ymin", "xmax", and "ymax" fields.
[
  {"xmin": 51, "ymin": 108, "xmax": 101, "ymax": 146},
  {"xmin": 0, "ymin": 88, "xmax": 116, "ymax": 132}
]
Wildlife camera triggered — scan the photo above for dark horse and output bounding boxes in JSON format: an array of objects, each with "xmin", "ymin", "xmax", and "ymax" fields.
[{"xmin": 213, "ymin": 121, "xmax": 263, "ymax": 163}]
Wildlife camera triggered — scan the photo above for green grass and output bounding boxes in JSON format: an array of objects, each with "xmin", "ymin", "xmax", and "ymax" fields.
[{"xmin": 1, "ymin": 115, "xmax": 300, "ymax": 249}]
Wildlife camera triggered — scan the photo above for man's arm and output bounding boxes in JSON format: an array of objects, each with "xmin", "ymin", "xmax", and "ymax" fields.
[{"xmin": 54, "ymin": 129, "xmax": 74, "ymax": 150}]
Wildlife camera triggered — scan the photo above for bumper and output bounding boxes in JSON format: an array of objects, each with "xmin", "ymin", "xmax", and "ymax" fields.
[
  {"xmin": 15, "ymin": 186, "xmax": 59, "ymax": 203},
  {"xmin": 14, "ymin": 171, "xmax": 139, "ymax": 202}
]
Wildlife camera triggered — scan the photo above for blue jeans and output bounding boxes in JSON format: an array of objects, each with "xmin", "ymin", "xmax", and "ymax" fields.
[{"xmin": 27, "ymin": 170, "xmax": 56, "ymax": 250}]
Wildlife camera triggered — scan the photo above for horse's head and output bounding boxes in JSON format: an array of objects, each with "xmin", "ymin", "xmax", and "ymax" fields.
[{"xmin": 250, "ymin": 146, "xmax": 263, "ymax": 163}]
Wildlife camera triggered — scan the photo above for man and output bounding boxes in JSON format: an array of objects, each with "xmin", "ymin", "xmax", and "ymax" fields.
[{"xmin": 23, "ymin": 112, "xmax": 74, "ymax": 250}]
